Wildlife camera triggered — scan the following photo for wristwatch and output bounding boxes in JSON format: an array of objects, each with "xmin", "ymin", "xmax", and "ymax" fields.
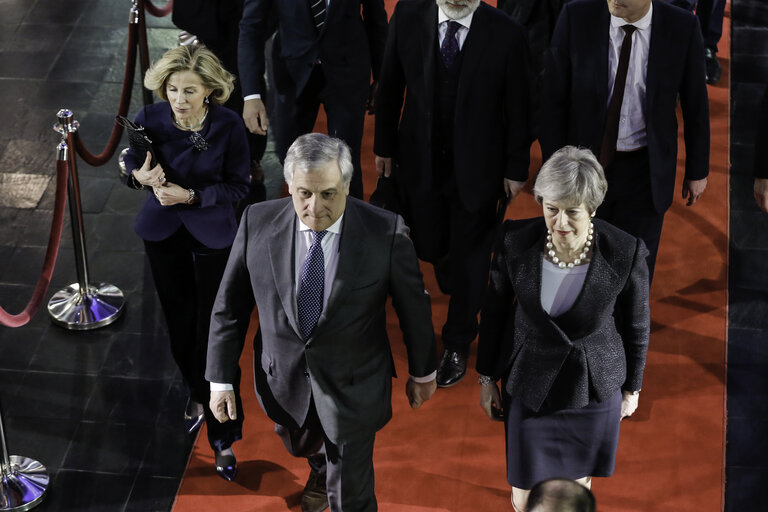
[{"xmin": 187, "ymin": 188, "xmax": 196, "ymax": 205}]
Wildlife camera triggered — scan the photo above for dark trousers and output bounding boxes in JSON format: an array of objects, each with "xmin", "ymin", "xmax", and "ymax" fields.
[
  {"xmin": 144, "ymin": 226, "xmax": 244, "ymax": 451},
  {"xmin": 404, "ymin": 179, "xmax": 498, "ymax": 353},
  {"xmin": 275, "ymin": 399, "xmax": 377, "ymax": 512},
  {"xmin": 272, "ymin": 65, "xmax": 368, "ymax": 199},
  {"xmin": 596, "ymin": 148, "xmax": 664, "ymax": 282}
]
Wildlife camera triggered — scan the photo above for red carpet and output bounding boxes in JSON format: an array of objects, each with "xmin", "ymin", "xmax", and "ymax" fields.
[{"xmin": 173, "ymin": 2, "xmax": 729, "ymax": 510}]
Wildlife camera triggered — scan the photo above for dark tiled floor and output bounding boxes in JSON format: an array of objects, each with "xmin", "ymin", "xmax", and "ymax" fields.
[
  {"xmin": 728, "ymin": 1, "xmax": 768, "ymax": 510},
  {"xmin": 0, "ymin": 1, "xmax": 193, "ymax": 511}
]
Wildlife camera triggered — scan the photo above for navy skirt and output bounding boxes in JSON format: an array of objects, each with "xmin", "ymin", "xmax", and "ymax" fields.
[{"xmin": 505, "ymin": 389, "xmax": 622, "ymax": 489}]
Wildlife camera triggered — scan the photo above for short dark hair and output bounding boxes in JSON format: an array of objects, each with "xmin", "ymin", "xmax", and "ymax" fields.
[{"xmin": 526, "ymin": 478, "xmax": 596, "ymax": 512}]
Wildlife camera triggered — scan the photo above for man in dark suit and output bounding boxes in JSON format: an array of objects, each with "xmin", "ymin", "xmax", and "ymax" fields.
[
  {"xmin": 373, "ymin": 0, "xmax": 531, "ymax": 388},
  {"xmin": 238, "ymin": 0, "xmax": 388, "ymax": 199},
  {"xmin": 540, "ymin": 0, "xmax": 710, "ymax": 281},
  {"xmin": 206, "ymin": 133, "xmax": 438, "ymax": 512}
]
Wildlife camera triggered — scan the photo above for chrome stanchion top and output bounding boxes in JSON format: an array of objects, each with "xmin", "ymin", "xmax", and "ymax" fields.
[{"xmin": 129, "ymin": 0, "xmax": 140, "ymax": 24}]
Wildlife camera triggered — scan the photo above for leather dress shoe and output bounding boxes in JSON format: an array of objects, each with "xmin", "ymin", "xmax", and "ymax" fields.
[
  {"xmin": 215, "ymin": 450, "xmax": 237, "ymax": 482},
  {"xmin": 705, "ymin": 47, "xmax": 721, "ymax": 85},
  {"xmin": 184, "ymin": 399, "xmax": 204, "ymax": 435},
  {"xmin": 436, "ymin": 349, "xmax": 467, "ymax": 388},
  {"xmin": 301, "ymin": 467, "xmax": 329, "ymax": 512}
]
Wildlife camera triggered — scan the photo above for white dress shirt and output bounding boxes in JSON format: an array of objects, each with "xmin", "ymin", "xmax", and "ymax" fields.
[{"xmin": 607, "ymin": 4, "xmax": 653, "ymax": 152}]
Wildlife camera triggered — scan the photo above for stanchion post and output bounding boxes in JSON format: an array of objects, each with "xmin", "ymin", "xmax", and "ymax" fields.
[
  {"xmin": 47, "ymin": 110, "xmax": 126, "ymax": 330},
  {"xmin": 135, "ymin": 0, "xmax": 154, "ymax": 106}
]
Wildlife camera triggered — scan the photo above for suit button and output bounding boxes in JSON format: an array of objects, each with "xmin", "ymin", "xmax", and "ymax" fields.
[{"xmin": 304, "ymin": 370, "xmax": 310, "ymax": 377}]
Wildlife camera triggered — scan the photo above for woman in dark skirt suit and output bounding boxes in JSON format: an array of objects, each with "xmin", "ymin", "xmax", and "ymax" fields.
[
  {"xmin": 122, "ymin": 45, "xmax": 250, "ymax": 481},
  {"xmin": 476, "ymin": 146, "xmax": 650, "ymax": 511}
]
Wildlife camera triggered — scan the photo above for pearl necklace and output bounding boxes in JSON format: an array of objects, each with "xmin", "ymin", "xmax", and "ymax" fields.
[
  {"xmin": 545, "ymin": 222, "xmax": 594, "ymax": 269},
  {"xmin": 172, "ymin": 107, "xmax": 208, "ymax": 132}
]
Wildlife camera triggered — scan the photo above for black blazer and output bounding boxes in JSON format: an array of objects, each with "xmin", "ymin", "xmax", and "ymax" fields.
[
  {"xmin": 476, "ymin": 218, "xmax": 650, "ymax": 413},
  {"xmin": 238, "ymin": 0, "xmax": 388, "ymax": 98},
  {"xmin": 206, "ymin": 198, "xmax": 438, "ymax": 444},
  {"xmin": 373, "ymin": 0, "xmax": 531, "ymax": 213},
  {"xmin": 539, "ymin": 0, "xmax": 709, "ymax": 214}
]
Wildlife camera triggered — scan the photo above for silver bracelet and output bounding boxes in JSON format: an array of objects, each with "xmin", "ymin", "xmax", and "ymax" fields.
[{"xmin": 478, "ymin": 375, "xmax": 496, "ymax": 386}]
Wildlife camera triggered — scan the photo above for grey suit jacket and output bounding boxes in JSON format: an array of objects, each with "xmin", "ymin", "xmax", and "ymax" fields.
[
  {"xmin": 206, "ymin": 197, "xmax": 437, "ymax": 443},
  {"xmin": 477, "ymin": 218, "xmax": 650, "ymax": 413}
]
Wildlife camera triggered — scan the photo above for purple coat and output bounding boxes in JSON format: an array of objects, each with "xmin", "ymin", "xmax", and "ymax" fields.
[{"xmin": 123, "ymin": 102, "xmax": 250, "ymax": 249}]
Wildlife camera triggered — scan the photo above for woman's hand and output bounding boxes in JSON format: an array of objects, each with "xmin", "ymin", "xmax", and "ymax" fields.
[
  {"xmin": 621, "ymin": 391, "xmax": 640, "ymax": 419},
  {"xmin": 153, "ymin": 182, "xmax": 190, "ymax": 206},
  {"xmin": 480, "ymin": 380, "xmax": 504, "ymax": 421},
  {"xmin": 132, "ymin": 151, "xmax": 166, "ymax": 188}
]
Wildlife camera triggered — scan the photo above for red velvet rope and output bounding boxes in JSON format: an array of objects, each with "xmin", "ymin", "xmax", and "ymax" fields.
[
  {"xmin": 74, "ymin": 22, "xmax": 139, "ymax": 166},
  {"xmin": 143, "ymin": 0, "xmax": 173, "ymax": 18},
  {"xmin": 0, "ymin": 160, "xmax": 69, "ymax": 328}
]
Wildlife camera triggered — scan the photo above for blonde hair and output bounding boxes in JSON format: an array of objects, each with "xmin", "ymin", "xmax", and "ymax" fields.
[{"xmin": 144, "ymin": 45, "xmax": 234, "ymax": 104}]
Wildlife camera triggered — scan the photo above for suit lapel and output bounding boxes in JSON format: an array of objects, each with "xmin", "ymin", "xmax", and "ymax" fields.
[
  {"xmin": 555, "ymin": 232, "xmax": 620, "ymax": 334},
  {"xmin": 314, "ymin": 201, "xmax": 365, "ymax": 334},
  {"xmin": 596, "ymin": 6, "xmax": 611, "ymax": 114},
  {"xmin": 421, "ymin": 2, "xmax": 437, "ymax": 106},
  {"xmin": 268, "ymin": 201, "xmax": 302, "ymax": 339},
  {"xmin": 644, "ymin": 2, "xmax": 664, "ymax": 116}
]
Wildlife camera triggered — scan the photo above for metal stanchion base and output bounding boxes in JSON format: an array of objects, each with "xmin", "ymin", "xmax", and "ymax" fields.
[
  {"xmin": 1, "ymin": 456, "xmax": 49, "ymax": 511},
  {"xmin": 47, "ymin": 282, "xmax": 125, "ymax": 330}
]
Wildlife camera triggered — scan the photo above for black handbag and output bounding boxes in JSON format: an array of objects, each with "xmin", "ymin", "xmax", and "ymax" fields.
[{"xmin": 116, "ymin": 115, "xmax": 157, "ymax": 168}]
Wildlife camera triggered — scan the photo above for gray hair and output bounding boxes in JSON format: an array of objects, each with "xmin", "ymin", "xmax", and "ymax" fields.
[
  {"xmin": 527, "ymin": 478, "xmax": 596, "ymax": 512},
  {"xmin": 533, "ymin": 146, "xmax": 607, "ymax": 214},
  {"xmin": 283, "ymin": 133, "xmax": 354, "ymax": 187}
]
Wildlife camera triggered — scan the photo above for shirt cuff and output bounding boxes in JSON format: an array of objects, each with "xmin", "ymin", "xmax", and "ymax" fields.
[
  {"xmin": 210, "ymin": 382, "xmax": 234, "ymax": 392},
  {"xmin": 410, "ymin": 371, "xmax": 437, "ymax": 384},
  {"xmin": 244, "ymin": 94, "xmax": 262, "ymax": 101}
]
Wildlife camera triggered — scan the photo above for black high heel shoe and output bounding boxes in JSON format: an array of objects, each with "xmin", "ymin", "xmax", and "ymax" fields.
[
  {"xmin": 215, "ymin": 450, "xmax": 237, "ymax": 482},
  {"xmin": 183, "ymin": 398, "xmax": 204, "ymax": 435}
]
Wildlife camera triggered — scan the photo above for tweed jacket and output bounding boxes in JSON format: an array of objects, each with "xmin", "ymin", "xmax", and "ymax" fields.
[{"xmin": 477, "ymin": 217, "xmax": 650, "ymax": 412}]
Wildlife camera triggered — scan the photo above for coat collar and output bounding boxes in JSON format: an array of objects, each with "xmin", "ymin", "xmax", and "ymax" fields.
[{"xmin": 268, "ymin": 200, "xmax": 302, "ymax": 339}]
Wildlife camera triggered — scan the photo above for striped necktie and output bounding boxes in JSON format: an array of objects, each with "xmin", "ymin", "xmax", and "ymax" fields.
[{"xmin": 309, "ymin": 0, "xmax": 327, "ymax": 32}]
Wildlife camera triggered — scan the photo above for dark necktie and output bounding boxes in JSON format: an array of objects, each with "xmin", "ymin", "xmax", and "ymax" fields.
[
  {"xmin": 440, "ymin": 21, "xmax": 461, "ymax": 68},
  {"xmin": 599, "ymin": 25, "xmax": 637, "ymax": 169},
  {"xmin": 297, "ymin": 230, "xmax": 327, "ymax": 339},
  {"xmin": 309, "ymin": 0, "xmax": 327, "ymax": 32}
]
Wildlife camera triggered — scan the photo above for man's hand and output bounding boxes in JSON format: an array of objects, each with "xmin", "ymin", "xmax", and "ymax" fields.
[
  {"xmin": 480, "ymin": 381, "xmax": 503, "ymax": 421},
  {"xmin": 755, "ymin": 178, "xmax": 768, "ymax": 213},
  {"xmin": 504, "ymin": 179, "xmax": 526, "ymax": 201},
  {"xmin": 621, "ymin": 391, "xmax": 639, "ymax": 419},
  {"xmin": 682, "ymin": 177, "xmax": 707, "ymax": 206},
  {"xmin": 243, "ymin": 98, "xmax": 268, "ymax": 135},
  {"xmin": 375, "ymin": 155, "xmax": 392, "ymax": 177},
  {"xmin": 406, "ymin": 377, "xmax": 436, "ymax": 409},
  {"xmin": 210, "ymin": 390, "xmax": 238, "ymax": 423}
]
